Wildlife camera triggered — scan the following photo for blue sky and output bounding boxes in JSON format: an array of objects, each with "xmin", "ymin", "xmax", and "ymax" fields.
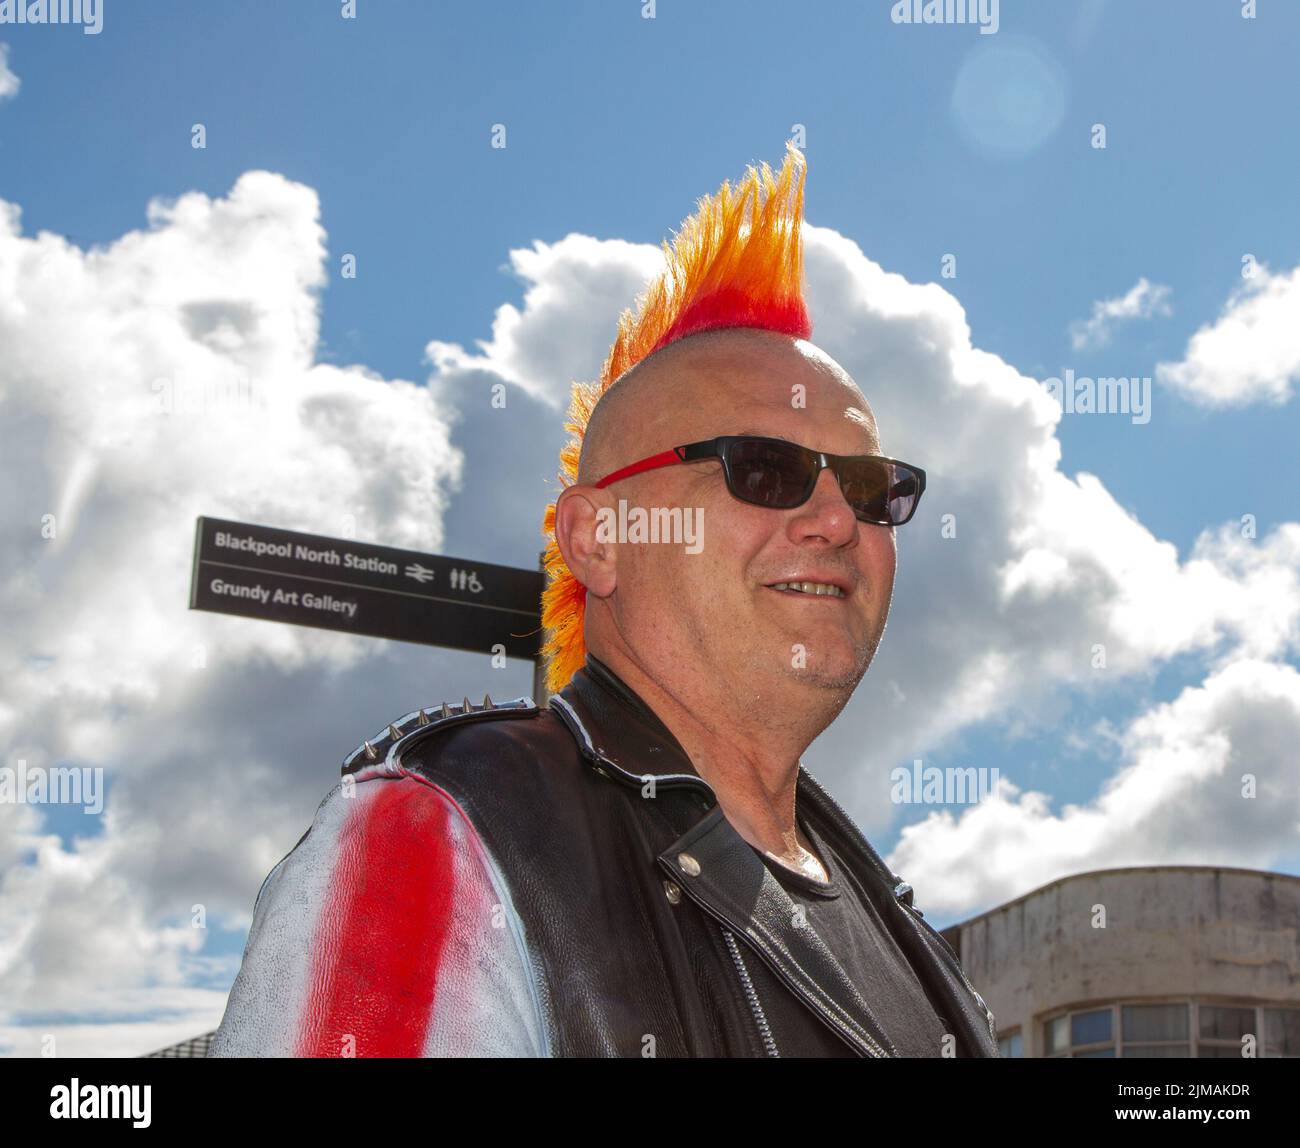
[
  {"xmin": 6, "ymin": 2, "xmax": 1296, "ymax": 546},
  {"xmin": 2, "ymin": 0, "xmax": 1298, "ymax": 1054}
]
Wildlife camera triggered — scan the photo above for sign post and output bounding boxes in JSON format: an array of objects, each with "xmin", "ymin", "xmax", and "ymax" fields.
[
  {"xmin": 189, "ymin": 517, "xmax": 549, "ymax": 697},
  {"xmin": 532, "ymin": 551, "xmax": 551, "ymax": 705}
]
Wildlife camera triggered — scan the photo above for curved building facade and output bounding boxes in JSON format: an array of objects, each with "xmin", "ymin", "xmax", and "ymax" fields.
[{"xmin": 943, "ymin": 866, "xmax": 1300, "ymax": 1057}]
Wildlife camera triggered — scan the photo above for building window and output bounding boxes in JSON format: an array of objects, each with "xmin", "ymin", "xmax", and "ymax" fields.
[
  {"xmin": 1121, "ymin": 1003, "xmax": 1189, "ymax": 1057},
  {"xmin": 998, "ymin": 1029, "xmax": 1023, "ymax": 1057},
  {"xmin": 1199, "ymin": 1005, "xmax": 1255, "ymax": 1058},
  {"xmin": 1264, "ymin": 1008, "xmax": 1300, "ymax": 1057},
  {"xmin": 1046, "ymin": 1008, "xmax": 1114, "ymax": 1057},
  {"xmin": 1042, "ymin": 1001, "xmax": 1300, "ymax": 1058}
]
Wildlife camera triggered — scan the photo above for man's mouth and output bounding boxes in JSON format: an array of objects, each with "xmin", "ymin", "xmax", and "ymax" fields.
[{"xmin": 766, "ymin": 581, "xmax": 847, "ymax": 599}]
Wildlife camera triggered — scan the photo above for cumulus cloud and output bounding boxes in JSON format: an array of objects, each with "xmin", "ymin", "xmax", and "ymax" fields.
[
  {"xmin": 1068, "ymin": 276, "xmax": 1172, "ymax": 350},
  {"xmin": 1156, "ymin": 262, "xmax": 1300, "ymax": 407},
  {"xmin": 0, "ymin": 43, "xmax": 18, "ymax": 102},
  {"xmin": 0, "ymin": 171, "xmax": 477, "ymax": 1054},
  {"xmin": 425, "ymin": 233, "xmax": 662, "ymax": 411},
  {"xmin": 791, "ymin": 228, "xmax": 1297, "ymax": 831},
  {"xmin": 887, "ymin": 658, "xmax": 1300, "ymax": 913},
  {"xmin": 0, "ymin": 804, "xmax": 232, "ymax": 1056}
]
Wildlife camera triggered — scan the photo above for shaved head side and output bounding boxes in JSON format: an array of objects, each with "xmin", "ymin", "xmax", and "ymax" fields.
[{"xmin": 578, "ymin": 328, "xmax": 785, "ymax": 484}]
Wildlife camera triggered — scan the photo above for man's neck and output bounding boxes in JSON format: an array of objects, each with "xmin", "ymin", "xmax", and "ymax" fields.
[{"xmin": 587, "ymin": 647, "xmax": 836, "ymax": 881}]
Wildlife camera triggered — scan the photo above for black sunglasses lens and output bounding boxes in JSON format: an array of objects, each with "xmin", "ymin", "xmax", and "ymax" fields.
[
  {"xmin": 840, "ymin": 460, "xmax": 921, "ymax": 525},
  {"xmin": 726, "ymin": 439, "xmax": 815, "ymax": 507}
]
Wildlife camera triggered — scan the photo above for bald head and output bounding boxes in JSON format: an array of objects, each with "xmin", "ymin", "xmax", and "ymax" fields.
[{"xmin": 577, "ymin": 327, "xmax": 880, "ymax": 486}]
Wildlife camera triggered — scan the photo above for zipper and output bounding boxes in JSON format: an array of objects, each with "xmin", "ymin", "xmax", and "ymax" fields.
[
  {"xmin": 665, "ymin": 860, "xmax": 890, "ymax": 1058},
  {"xmin": 721, "ymin": 926, "xmax": 780, "ymax": 1058}
]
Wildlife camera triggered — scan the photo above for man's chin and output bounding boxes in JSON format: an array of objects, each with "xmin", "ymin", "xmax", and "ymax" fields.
[
  {"xmin": 766, "ymin": 641, "xmax": 874, "ymax": 693},
  {"xmin": 791, "ymin": 661, "xmax": 872, "ymax": 693}
]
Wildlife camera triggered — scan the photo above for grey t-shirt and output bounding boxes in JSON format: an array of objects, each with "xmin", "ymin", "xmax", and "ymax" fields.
[{"xmin": 748, "ymin": 815, "xmax": 954, "ymax": 1057}]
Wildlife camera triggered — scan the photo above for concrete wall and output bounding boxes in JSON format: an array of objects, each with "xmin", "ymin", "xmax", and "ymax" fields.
[{"xmin": 947, "ymin": 866, "xmax": 1300, "ymax": 1056}]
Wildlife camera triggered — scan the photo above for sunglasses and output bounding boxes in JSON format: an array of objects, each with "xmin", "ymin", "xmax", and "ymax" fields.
[{"xmin": 592, "ymin": 435, "xmax": 926, "ymax": 527}]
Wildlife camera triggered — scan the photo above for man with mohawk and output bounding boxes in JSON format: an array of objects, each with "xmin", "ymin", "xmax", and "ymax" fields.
[{"xmin": 210, "ymin": 142, "xmax": 999, "ymax": 1058}]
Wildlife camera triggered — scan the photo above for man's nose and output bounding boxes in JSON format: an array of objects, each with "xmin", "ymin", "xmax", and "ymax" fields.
[{"xmin": 788, "ymin": 468, "xmax": 859, "ymax": 543}]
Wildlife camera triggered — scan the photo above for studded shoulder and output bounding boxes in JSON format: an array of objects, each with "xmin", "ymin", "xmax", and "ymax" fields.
[{"xmin": 342, "ymin": 694, "xmax": 539, "ymax": 777}]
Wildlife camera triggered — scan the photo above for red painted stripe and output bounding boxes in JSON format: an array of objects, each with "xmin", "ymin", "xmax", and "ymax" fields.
[{"xmin": 297, "ymin": 781, "xmax": 457, "ymax": 1057}]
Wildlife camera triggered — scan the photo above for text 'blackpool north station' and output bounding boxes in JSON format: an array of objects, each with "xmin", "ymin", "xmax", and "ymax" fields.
[{"xmin": 213, "ymin": 530, "xmax": 398, "ymax": 574}]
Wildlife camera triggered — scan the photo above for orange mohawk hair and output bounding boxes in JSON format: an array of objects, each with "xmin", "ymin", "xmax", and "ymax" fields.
[{"xmin": 539, "ymin": 140, "xmax": 813, "ymax": 694}]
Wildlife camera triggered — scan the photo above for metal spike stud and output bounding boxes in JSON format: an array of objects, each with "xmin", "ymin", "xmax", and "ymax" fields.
[
  {"xmin": 463, "ymin": 696, "xmax": 473, "ymax": 713},
  {"xmin": 388, "ymin": 724, "xmax": 402, "ymax": 741},
  {"xmin": 483, "ymin": 693, "xmax": 494, "ymax": 709},
  {"xmin": 440, "ymin": 702, "xmax": 452, "ymax": 719},
  {"xmin": 363, "ymin": 740, "xmax": 378, "ymax": 762},
  {"xmin": 417, "ymin": 709, "xmax": 430, "ymax": 726}
]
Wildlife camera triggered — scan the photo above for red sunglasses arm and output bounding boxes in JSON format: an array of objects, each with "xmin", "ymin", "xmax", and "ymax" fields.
[{"xmin": 591, "ymin": 448, "xmax": 684, "ymax": 489}]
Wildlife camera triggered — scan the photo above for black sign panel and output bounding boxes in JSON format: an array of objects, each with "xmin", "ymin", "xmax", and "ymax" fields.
[{"xmin": 189, "ymin": 517, "xmax": 543, "ymax": 660}]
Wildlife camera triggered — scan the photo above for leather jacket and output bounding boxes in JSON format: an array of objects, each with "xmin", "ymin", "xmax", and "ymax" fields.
[{"xmin": 208, "ymin": 655, "xmax": 999, "ymax": 1058}]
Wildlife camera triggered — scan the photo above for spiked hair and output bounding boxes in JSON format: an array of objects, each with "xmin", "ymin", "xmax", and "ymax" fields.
[{"xmin": 538, "ymin": 140, "xmax": 813, "ymax": 694}]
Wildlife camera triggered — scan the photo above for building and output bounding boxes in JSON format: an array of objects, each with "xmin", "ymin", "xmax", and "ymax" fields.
[{"xmin": 943, "ymin": 865, "xmax": 1300, "ymax": 1057}]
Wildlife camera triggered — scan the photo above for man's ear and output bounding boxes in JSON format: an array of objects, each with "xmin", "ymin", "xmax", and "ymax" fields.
[{"xmin": 555, "ymin": 486, "xmax": 618, "ymax": 599}]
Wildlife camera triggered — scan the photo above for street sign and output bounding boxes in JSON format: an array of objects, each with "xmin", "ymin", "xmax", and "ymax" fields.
[{"xmin": 189, "ymin": 516, "xmax": 543, "ymax": 661}]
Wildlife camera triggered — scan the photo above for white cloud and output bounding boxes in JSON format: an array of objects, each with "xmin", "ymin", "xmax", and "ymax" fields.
[
  {"xmin": 1068, "ymin": 276, "xmax": 1172, "ymax": 350},
  {"xmin": 0, "ymin": 988, "xmax": 230, "ymax": 1057},
  {"xmin": 0, "ymin": 43, "xmax": 18, "ymax": 102},
  {"xmin": 0, "ymin": 170, "xmax": 469, "ymax": 1053},
  {"xmin": 0, "ymin": 170, "xmax": 464, "ymax": 724},
  {"xmin": 794, "ymin": 228, "xmax": 1298, "ymax": 827},
  {"xmin": 0, "ymin": 804, "xmax": 231, "ymax": 1056},
  {"xmin": 1156, "ymin": 263, "xmax": 1300, "ymax": 407},
  {"xmin": 886, "ymin": 658, "xmax": 1300, "ymax": 914},
  {"xmin": 425, "ymin": 233, "xmax": 663, "ymax": 410},
  {"xmin": 4, "ymin": 1017, "xmax": 218, "ymax": 1058}
]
